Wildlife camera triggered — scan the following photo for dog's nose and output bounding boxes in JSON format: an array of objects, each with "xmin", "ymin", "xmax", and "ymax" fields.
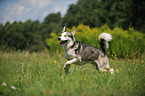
[{"xmin": 58, "ymin": 38, "xmax": 61, "ymax": 41}]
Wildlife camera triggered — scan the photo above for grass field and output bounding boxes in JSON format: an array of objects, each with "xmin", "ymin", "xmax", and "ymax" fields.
[{"xmin": 0, "ymin": 51, "xmax": 145, "ymax": 96}]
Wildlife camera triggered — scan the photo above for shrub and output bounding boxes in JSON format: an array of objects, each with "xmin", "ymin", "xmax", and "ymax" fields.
[{"xmin": 46, "ymin": 24, "xmax": 145, "ymax": 59}]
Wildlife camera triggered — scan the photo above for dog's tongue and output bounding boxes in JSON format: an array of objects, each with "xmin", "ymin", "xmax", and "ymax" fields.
[
  {"xmin": 60, "ymin": 40, "xmax": 68, "ymax": 46},
  {"xmin": 60, "ymin": 42, "xmax": 65, "ymax": 46}
]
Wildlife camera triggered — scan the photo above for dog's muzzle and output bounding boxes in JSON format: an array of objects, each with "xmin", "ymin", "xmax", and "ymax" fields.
[{"xmin": 58, "ymin": 38, "xmax": 68, "ymax": 46}]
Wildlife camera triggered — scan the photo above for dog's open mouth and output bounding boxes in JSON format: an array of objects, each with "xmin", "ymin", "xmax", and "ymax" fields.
[{"xmin": 60, "ymin": 40, "xmax": 68, "ymax": 46}]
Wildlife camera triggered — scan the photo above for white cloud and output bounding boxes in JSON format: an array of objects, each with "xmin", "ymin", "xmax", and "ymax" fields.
[
  {"xmin": 19, "ymin": 0, "xmax": 52, "ymax": 9},
  {"xmin": 0, "ymin": 0, "xmax": 78, "ymax": 24},
  {"xmin": 54, "ymin": 5, "xmax": 68, "ymax": 15},
  {"xmin": 0, "ymin": 0, "xmax": 52, "ymax": 24}
]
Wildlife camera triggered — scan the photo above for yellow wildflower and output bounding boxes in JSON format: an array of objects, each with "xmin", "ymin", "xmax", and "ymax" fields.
[
  {"xmin": 142, "ymin": 65, "xmax": 144, "ymax": 66},
  {"xmin": 54, "ymin": 61, "xmax": 57, "ymax": 64},
  {"xmin": 142, "ymin": 60, "xmax": 144, "ymax": 63},
  {"xmin": 116, "ymin": 70, "xmax": 119, "ymax": 73},
  {"xmin": 102, "ymin": 69, "xmax": 104, "ymax": 71}
]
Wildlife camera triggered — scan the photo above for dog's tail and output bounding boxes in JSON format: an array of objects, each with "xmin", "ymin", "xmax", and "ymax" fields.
[{"xmin": 98, "ymin": 33, "xmax": 112, "ymax": 55}]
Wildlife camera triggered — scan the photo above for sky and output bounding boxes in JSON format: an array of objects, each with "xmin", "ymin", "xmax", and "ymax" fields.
[{"xmin": 0, "ymin": 0, "xmax": 78, "ymax": 24}]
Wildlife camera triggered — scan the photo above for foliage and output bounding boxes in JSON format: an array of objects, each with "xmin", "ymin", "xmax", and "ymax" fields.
[
  {"xmin": 46, "ymin": 32, "xmax": 62, "ymax": 53},
  {"xmin": 0, "ymin": 51, "xmax": 145, "ymax": 96},
  {"xmin": 46, "ymin": 24, "xmax": 145, "ymax": 59},
  {"xmin": 62, "ymin": 0, "xmax": 145, "ymax": 33},
  {"xmin": 0, "ymin": 13, "xmax": 62, "ymax": 51}
]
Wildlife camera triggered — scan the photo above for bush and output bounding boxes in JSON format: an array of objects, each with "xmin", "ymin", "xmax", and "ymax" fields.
[
  {"xmin": 46, "ymin": 24, "xmax": 145, "ymax": 59},
  {"xmin": 46, "ymin": 32, "xmax": 62, "ymax": 53}
]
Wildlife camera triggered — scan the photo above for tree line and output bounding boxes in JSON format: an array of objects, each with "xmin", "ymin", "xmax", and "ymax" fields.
[
  {"xmin": 0, "ymin": 0, "xmax": 145, "ymax": 51},
  {"xmin": 0, "ymin": 13, "xmax": 61, "ymax": 51}
]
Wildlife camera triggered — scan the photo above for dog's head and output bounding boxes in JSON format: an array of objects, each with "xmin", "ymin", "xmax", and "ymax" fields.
[{"xmin": 58, "ymin": 26, "xmax": 75, "ymax": 46}]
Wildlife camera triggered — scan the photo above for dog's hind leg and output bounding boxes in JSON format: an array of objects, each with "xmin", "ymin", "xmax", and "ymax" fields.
[
  {"xmin": 94, "ymin": 60, "xmax": 106, "ymax": 71},
  {"xmin": 96, "ymin": 56, "xmax": 114, "ymax": 74},
  {"xmin": 94, "ymin": 56, "xmax": 108, "ymax": 72},
  {"xmin": 104, "ymin": 56, "xmax": 114, "ymax": 74},
  {"xmin": 63, "ymin": 58, "xmax": 78, "ymax": 74},
  {"xmin": 103, "ymin": 56, "xmax": 110, "ymax": 70},
  {"xmin": 94, "ymin": 55, "xmax": 104, "ymax": 71}
]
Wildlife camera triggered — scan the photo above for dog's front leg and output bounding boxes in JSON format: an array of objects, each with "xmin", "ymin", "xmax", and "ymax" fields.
[{"xmin": 64, "ymin": 58, "xmax": 78, "ymax": 74}]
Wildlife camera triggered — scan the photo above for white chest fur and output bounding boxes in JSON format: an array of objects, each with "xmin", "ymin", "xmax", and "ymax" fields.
[
  {"xmin": 67, "ymin": 49, "xmax": 75, "ymax": 56},
  {"xmin": 63, "ymin": 46, "xmax": 76, "ymax": 60}
]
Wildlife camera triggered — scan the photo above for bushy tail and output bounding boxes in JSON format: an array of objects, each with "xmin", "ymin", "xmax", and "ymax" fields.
[{"xmin": 98, "ymin": 33, "xmax": 112, "ymax": 55}]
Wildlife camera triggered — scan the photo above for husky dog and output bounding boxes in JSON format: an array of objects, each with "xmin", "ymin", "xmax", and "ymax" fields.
[{"xmin": 58, "ymin": 26, "xmax": 114, "ymax": 74}]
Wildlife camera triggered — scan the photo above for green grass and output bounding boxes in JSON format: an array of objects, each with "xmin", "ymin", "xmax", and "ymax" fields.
[{"xmin": 0, "ymin": 51, "xmax": 145, "ymax": 96}]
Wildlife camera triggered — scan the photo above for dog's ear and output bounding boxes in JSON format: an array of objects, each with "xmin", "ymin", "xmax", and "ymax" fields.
[
  {"xmin": 62, "ymin": 26, "xmax": 66, "ymax": 32},
  {"xmin": 71, "ymin": 30, "xmax": 75, "ymax": 36}
]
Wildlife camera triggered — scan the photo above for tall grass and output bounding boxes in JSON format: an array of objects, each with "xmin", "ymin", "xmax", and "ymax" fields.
[
  {"xmin": 46, "ymin": 24, "xmax": 145, "ymax": 58},
  {"xmin": 0, "ymin": 51, "xmax": 145, "ymax": 96}
]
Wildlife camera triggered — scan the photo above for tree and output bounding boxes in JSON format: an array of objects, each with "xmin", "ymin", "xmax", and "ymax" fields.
[
  {"xmin": 43, "ymin": 12, "xmax": 61, "ymax": 25},
  {"xmin": 62, "ymin": 0, "xmax": 145, "ymax": 33}
]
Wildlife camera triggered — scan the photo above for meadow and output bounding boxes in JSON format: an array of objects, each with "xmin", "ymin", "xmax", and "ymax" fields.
[{"xmin": 0, "ymin": 51, "xmax": 145, "ymax": 96}]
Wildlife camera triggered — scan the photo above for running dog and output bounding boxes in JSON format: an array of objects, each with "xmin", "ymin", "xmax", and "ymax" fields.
[{"xmin": 58, "ymin": 26, "xmax": 114, "ymax": 74}]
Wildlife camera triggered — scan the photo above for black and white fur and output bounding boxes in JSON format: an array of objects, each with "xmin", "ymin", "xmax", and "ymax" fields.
[{"xmin": 58, "ymin": 26, "xmax": 114, "ymax": 74}]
